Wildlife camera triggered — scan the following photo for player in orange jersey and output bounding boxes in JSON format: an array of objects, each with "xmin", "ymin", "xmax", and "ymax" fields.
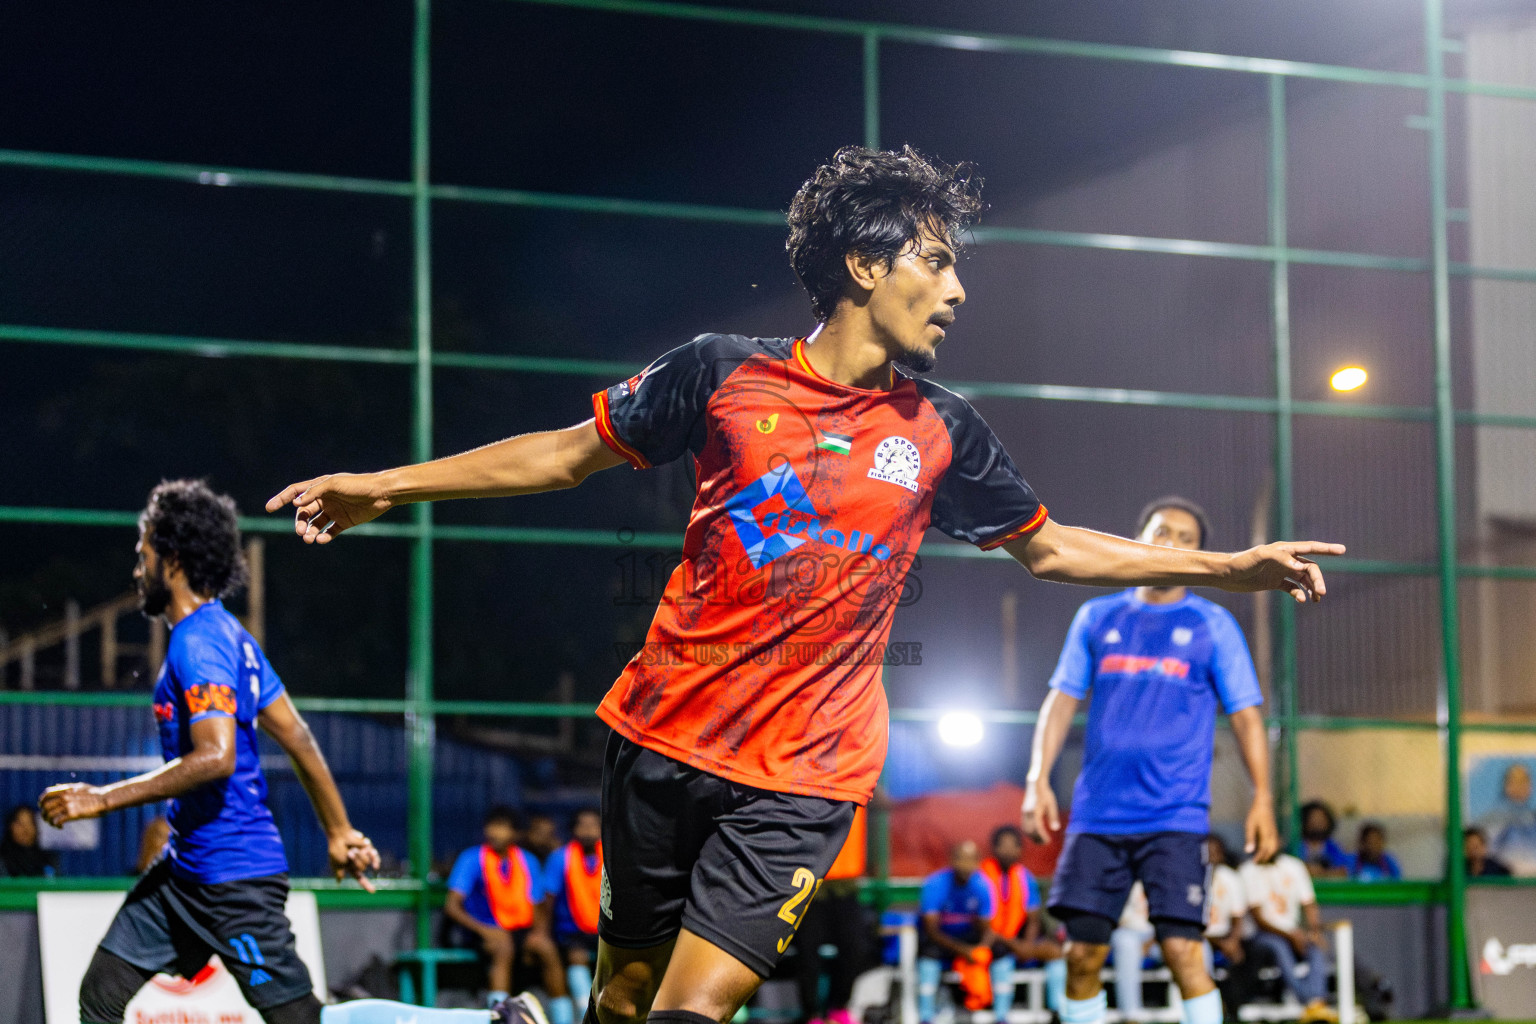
[{"xmin": 268, "ymin": 146, "xmax": 1342, "ymax": 1024}]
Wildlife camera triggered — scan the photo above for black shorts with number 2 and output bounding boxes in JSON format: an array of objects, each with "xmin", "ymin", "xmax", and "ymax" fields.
[{"xmin": 599, "ymin": 731, "xmax": 858, "ymax": 977}]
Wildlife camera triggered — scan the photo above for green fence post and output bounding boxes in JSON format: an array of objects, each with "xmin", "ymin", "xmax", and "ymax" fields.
[
  {"xmin": 863, "ymin": 32, "xmax": 880, "ymax": 150},
  {"xmin": 1423, "ymin": 0, "xmax": 1470, "ymax": 1009},
  {"xmin": 410, "ymin": 0, "xmax": 438, "ymax": 952},
  {"xmin": 1267, "ymin": 74, "xmax": 1301, "ymax": 844}
]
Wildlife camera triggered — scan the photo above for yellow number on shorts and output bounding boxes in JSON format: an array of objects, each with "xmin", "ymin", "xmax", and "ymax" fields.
[{"xmin": 776, "ymin": 867, "xmax": 822, "ymax": 953}]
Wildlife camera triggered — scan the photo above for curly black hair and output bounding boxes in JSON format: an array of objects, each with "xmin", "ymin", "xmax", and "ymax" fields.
[
  {"xmin": 138, "ymin": 479, "xmax": 248, "ymax": 599},
  {"xmin": 990, "ymin": 824, "xmax": 1024, "ymax": 848},
  {"xmin": 1135, "ymin": 495, "xmax": 1212, "ymax": 550},
  {"xmin": 786, "ymin": 145, "xmax": 984, "ymax": 322}
]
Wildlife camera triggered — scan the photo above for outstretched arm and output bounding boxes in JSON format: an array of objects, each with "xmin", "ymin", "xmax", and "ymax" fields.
[
  {"xmin": 259, "ymin": 693, "xmax": 380, "ymax": 890},
  {"xmin": 265, "ymin": 419, "xmax": 626, "ymax": 543},
  {"xmin": 39, "ymin": 717, "xmax": 236, "ymax": 825},
  {"xmin": 1005, "ymin": 519, "xmax": 1344, "ymax": 603}
]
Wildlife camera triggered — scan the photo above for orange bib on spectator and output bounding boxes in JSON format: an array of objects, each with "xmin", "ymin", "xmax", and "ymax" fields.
[
  {"xmin": 953, "ymin": 946, "xmax": 993, "ymax": 1010},
  {"xmin": 980, "ymin": 858, "xmax": 1027, "ymax": 940},
  {"xmin": 564, "ymin": 841, "xmax": 603, "ymax": 935},
  {"xmin": 481, "ymin": 845, "xmax": 534, "ymax": 930},
  {"xmin": 826, "ymin": 806, "xmax": 868, "ymax": 880}
]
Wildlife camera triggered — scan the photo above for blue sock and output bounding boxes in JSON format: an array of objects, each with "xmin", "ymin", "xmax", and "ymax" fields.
[
  {"xmin": 917, "ymin": 958, "xmax": 942, "ymax": 1022},
  {"xmin": 1060, "ymin": 991, "xmax": 1107, "ymax": 1024},
  {"xmin": 567, "ymin": 964, "xmax": 593, "ymax": 1008},
  {"xmin": 323, "ymin": 999, "xmax": 490, "ymax": 1023},
  {"xmin": 1044, "ymin": 960, "xmax": 1067, "ymax": 1012},
  {"xmin": 1181, "ymin": 989, "xmax": 1222, "ymax": 1024},
  {"xmin": 550, "ymin": 995, "xmax": 575, "ymax": 1024},
  {"xmin": 990, "ymin": 956, "xmax": 1016, "ymax": 1018}
]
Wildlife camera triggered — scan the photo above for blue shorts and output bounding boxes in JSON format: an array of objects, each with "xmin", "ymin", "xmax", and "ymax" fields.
[{"xmin": 1048, "ymin": 831, "xmax": 1208, "ymax": 933}]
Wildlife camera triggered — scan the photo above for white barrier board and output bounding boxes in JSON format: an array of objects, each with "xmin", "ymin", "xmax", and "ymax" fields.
[{"xmin": 38, "ymin": 889, "xmax": 325, "ymax": 1024}]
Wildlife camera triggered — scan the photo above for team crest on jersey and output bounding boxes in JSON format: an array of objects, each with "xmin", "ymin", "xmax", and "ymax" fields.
[
  {"xmin": 600, "ymin": 867, "xmax": 612, "ymax": 919},
  {"xmin": 1103, "ymin": 628, "xmax": 1122, "ymax": 644},
  {"xmin": 867, "ymin": 436, "xmax": 921, "ymax": 493},
  {"xmin": 1171, "ymin": 627, "xmax": 1194, "ymax": 646}
]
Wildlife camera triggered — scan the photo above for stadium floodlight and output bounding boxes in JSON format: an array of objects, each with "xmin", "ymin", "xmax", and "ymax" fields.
[
  {"xmin": 1330, "ymin": 366, "xmax": 1368, "ymax": 392},
  {"xmin": 937, "ymin": 711, "xmax": 984, "ymax": 748}
]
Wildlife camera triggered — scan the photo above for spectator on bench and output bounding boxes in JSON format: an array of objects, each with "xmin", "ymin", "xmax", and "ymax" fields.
[
  {"xmin": 1465, "ymin": 826, "xmax": 1512, "ymax": 878},
  {"xmin": 1, "ymin": 804, "xmax": 58, "ymax": 877},
  {"xmin": 980, "ymin": 825, "xmax": 1066, "ymax": 1019},
  {"xmin": 917, "ymin": 841, "xmax": 995, "ymax": 1024},
  {"xmin": 1203, "ymin": 834, "xmax": 1272, "ymax": 1021},
  {"xmin": 1293, "ymin": 801, "xmax": 1350, "ymax": 880},
  {"xmin": 1240, "ymin": 850, "xmax": 1335, "ymax": 1023},
  {"xmin": 444, "ymin": 806, "xmax": 566, "ymax": 1016},
  {"xmin": 1348, "ymin": 823, "xmax": 1400, "ymax": 882}
]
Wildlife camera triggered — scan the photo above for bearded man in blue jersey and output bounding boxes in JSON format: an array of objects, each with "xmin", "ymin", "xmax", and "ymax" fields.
[
  {"xmin": 1023, "ymin": 497, "xmax": 1277, "ymax": 1024},
  {"xmin": 39, "ymin": 480, "xmax": 381, "ymax": 1024}
]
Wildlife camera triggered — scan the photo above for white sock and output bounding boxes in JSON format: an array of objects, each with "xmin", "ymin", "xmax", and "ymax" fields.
[
  {"xmin": 1060, "ymin": 991, "xmax": 1107, "ymax": 1024},
  {"xmin": 1181, "ymin": 989, "xmax": 1222, "ymax": 1024}
]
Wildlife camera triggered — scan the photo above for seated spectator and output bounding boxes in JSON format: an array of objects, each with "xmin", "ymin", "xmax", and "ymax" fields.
[
  {"xmin": 443, "ymin": 806, "xmax": 566, "ymax": 1016},
  {"xmin": 543, "ymin": 808, "xmax": 602, "ymax": 1019},
  {"xmin": 917, "ymin": 840, "xmax": 994, "ymax": 1024},
  {"xmin": 1, "ymin": 804, "xmax": 58, "ymax": 877},
  {"xmin": 1240, "ymin": 850, "xmax": 1336, "ymax": 1023},
  {"xmin": 133, "ymin": 815, "xmax": 172, "ymax": 874},
  {"xmin": 1478, "ymin": 763, "xmax": 1536, "ymax": 875},
  {"xmin": 524, "ymin": 812, "xmax": 561, "ymax": 869},
  {"xmin": 1203, "ymin": 834, "xmax": 1272, "ymax": 1020},
  {"xmin": 1348, "ymin": 823, "xmax": 1401, "ymax": 882},
  {"xmin": 1109, "ymin": 881, "xmax": 1156, "ymax": 1023},
  {"xmin": 1465, "ymin": 826, "xmax": 1512, "ymax": 878},
  {"xmin": 980, "ymin": 825, "xmax": 1066, "ymax": 1018},
  {"xmin": 1293, "ymin": 801, "xmax": 1350, "ymax": 879}
]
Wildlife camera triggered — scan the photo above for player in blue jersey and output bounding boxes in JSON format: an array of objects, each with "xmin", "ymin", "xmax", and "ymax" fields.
[
  {"xmin": 39, "ymin": 480, "xmax": 381, "ymax": 1024},
  {"xmin": 1023, "ymin": 497, "xmax": 1278, "ymax": 1024}
]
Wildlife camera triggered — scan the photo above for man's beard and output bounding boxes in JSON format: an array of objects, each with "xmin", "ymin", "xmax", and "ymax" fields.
[
  {"xmin": 139, "ymin": 563, "xmax": 171, "ymax": 617},
  {"xmin": 893, "ymin": 341, "xmax": 936, "ymax": 374}
]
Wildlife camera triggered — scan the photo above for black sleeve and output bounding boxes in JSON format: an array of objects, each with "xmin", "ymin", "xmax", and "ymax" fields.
[
  {"xmin": 591, "ymin": 334, "xmax": 757, "ymax": 468},
  {"xmin": 923, "ymin": 383, "xmax": 1048, "ymax": 549}
]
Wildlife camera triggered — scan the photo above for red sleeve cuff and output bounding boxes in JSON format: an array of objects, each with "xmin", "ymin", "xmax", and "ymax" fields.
[
  {"xmin": 591, "ymin": 391, "xmax": 651, "ymax": 469},
  {"xmin": 977, "ymin": 506, "xmax": 1049, "ymax": 551}
]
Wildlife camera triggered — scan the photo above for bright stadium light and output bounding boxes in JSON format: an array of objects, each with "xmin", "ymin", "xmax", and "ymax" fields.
[
  {"xmin": 937, "ymin": 711, "xmax": 984, "ymax": 748},
  {"xmin": 1331, "ymin": 366, "xmax": 1368, "ymax": 392}
]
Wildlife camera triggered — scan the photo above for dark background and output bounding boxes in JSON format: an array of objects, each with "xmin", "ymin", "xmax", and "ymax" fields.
[{"xmin": 0, "ymin": 0, "xmax": 1513, "ymax": 719}]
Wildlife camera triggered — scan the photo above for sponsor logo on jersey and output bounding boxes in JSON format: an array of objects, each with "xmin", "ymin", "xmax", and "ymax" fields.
[
  {"xmin": 153, "ymin": 701, "xmax": 176, "ymax": 723},
  {"xmin": 867, "ymin": 436, "xmax": 921, "ymax": 492},
  {"xmin": 1098, "ymin": 655, "xmax": 1191, "ymax": 679},
  {"xmin": 725, "ymin": 463, "xmax": 892, "ymax": 569},
  {"xmin": 186, "ymin": 683, "xmax": 237, "ymax": 717}
]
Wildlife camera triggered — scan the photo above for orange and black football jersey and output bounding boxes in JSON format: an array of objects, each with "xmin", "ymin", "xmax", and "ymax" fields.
[{"xmin": 592, "ymin": 333, "xmax": 1047, "ymax": 803}]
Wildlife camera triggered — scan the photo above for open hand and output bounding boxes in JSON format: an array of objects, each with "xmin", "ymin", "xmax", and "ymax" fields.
[
  {"xmin": 265, "ymin": 473, "xmax": 391, "ymax": 544},
  {"xmin": 328, "ymin": 828, "xmax": 381, "ymax": 892},
  {"xmin": 39, "ymin": 783, "xmax": 109, "ymax": 827},
  {"xmin": 1022, "ymin": 779, "xmax": 1060, "ymax": 844},
  {"xmin": 1221, "ymin": 541, "xmax": 1346, "ymax": 602}
]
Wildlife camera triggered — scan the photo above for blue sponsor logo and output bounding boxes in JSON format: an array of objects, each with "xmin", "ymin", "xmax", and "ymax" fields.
[{"xmin": 725, "ymin": 464, "xmax": 891, "ymax": 569}]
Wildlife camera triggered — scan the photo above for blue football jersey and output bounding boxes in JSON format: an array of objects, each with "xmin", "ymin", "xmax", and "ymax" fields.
[
  {"xmin": 1048, "ymin": 590, "xmax": 1262, "ymax": 835},
  {"xmin": 152, "ymin": 600, "xmax": 288, "ymax": 883}
]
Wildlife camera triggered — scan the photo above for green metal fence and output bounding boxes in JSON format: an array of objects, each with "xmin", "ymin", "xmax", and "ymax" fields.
[{"xmin": 5, "ymin": 0, "xmax": 1536, "ymax": 1008}]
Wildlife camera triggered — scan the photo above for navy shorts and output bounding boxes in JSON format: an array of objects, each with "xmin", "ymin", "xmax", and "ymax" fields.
[
  {"xmin": 1048, "ymin": 831, "xmax": 1208, "ymax": 934},
  {"xmin": 98, "ymin": 857, "xmax": 314, "ymax": 1009}
]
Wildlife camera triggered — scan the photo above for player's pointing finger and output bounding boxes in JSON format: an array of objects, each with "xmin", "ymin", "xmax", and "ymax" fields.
[{"xmin": 265, "ymin": 480, "xmax": 315, "ymax": 513}]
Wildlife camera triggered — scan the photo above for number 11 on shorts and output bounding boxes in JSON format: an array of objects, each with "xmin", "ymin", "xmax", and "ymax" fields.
[{"xmin": 776, "ymin": 867, "xmax": 822, "ymax": 953}]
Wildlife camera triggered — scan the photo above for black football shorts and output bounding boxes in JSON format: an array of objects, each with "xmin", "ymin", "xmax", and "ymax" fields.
[{"xmin": 598, "ymin": 731, "xmax": 857, "ymax": 977}]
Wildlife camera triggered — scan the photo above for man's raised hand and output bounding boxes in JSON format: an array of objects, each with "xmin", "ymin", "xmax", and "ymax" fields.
[
  {"xmin": 265, "ymin": 473, "xmax": 391, "ymax": 544},
  {"xmin": 1221, "ymin": 541, "xmax": 1346, "ymax": 603}
]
